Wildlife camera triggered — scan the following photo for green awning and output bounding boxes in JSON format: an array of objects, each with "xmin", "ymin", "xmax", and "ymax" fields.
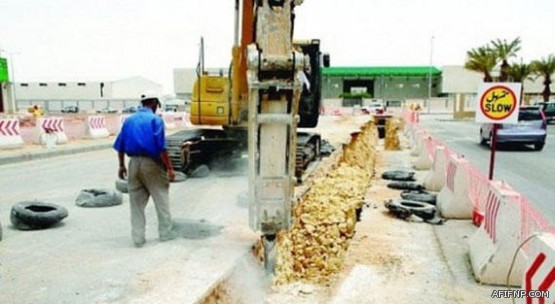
[
  {"xmin": 323, "ymin": 66, "xmax": 441, "ymax": 77},
  {"xmin": 0, "ymin": 57, "xmax": 9, "ymax": 82}
]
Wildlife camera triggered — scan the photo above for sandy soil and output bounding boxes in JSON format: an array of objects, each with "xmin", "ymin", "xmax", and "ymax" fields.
[{"xmin": 263, "ymin": 116, "xmax": 507, "ymax": 304}]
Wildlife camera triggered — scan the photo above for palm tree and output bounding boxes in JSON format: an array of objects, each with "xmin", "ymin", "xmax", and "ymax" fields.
[
  {"xmin": 464, "ymin": 46, "xmax": 497, "ymax": 82},
  {"xmin": 531, "ymin": 55, "xmax": 555, "ymax": 102},
  {"xmin": 508, "ymin": 62, "xmax": 533, "ymax": 104},
  {"xmin": 491, "ymin": 37, "xmax": 521, "ymax": 82}
]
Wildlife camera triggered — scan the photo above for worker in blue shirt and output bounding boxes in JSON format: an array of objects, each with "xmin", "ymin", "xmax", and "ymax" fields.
[{"xmin": 113, "ymin": 93, "xmax": 177, "ymax": 247}]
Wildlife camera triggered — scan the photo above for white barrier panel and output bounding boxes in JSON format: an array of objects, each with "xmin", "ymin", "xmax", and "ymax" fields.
[
  {"xmin": 468, "ymin": 181, "xmax": 526, "ymax": 286},
  {"xmin": 409, "ymin": 130, "xmax": 424, "ymax": 156},
  {"xmin": 86, "ymin": 116, "xmax": 110, "ymax": 139},
  {"xmin": 519, "ymin": 233, "xmax": 555, "ymax": 304},
  {"xmin": 423, "ymin": 145, "xmax": 447, "ymax": 191},
  {"xmin": 412, "ymin": 136, "xmax": 432, "ymax": 170},
  {"xmin": 35, "ymin": 117, "xmax": 68, "ymax": 145},
  {"xmin": 0, "ymin": 118, "xmax": 24, "ymax": 149},
  {"xmin": 437, "ymin": 154, "xmax": 473, "ymax": 218}
]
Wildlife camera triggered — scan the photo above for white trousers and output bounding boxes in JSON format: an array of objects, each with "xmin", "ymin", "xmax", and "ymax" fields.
[{"xmin": 128, "ymin": 156, "xmax": 172, "ymax": 244}]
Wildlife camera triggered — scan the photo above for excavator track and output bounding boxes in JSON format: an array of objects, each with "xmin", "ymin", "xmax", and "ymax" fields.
[
  {"xmin": 165, "ymin": 129, "xmax": 242, "ymax": 175},
  {"xmin": 166, "ymin": 129, "xmax": 322, "ymax": 180},
  {"xmin": 295, "ymin": 132, "xmax": 321, "ymax": 183}
]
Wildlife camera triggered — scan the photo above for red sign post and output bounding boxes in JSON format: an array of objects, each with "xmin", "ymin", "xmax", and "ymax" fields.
[{"xmin": 475, "ymin": 83, "xmax": 521, "ymax": 180}]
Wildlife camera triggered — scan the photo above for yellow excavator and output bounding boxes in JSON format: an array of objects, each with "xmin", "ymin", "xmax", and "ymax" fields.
[{"xmin": 166, "ymin": 0, "xmax": 329, "ymax": 271}]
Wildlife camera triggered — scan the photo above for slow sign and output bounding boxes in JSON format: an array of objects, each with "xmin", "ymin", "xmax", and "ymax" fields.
[{"xmin": 475, "ymin": 83, "xmax": 521, "ymax": 124}]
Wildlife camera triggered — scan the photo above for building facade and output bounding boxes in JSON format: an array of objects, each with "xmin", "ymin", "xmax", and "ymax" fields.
[
  {"xmin": 13, "ymin": 76, "xmax": 162, "ymax": 113},
  {"xmin": 322, "ymin": 66, "xmax": 442, "ymax": 102}
]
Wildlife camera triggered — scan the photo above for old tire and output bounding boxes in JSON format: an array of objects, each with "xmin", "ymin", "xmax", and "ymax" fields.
[
  {"xmin": 387, "ymin": 199, "xmax": 436, "ymax": 220},
  {"xmin": 387, "ymin": 181, "xmax": 424, "ymax": 191},
  {"xmin": 10, "ymin": 201, "xmax": 68, "ymax": 230},
  {"xmin": 75, "ymin": 189, "xmax": 122, "ymax": 207},
  {"xmin": 381, "ymin": 170, "xmax": 415, "ymax": 181},
  {"xmin": 400, "ymin": 190, "xmax": 437, "ymax": 205}
]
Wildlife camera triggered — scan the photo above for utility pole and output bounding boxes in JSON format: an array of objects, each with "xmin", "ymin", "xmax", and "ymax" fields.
[{"xmin": 427, "ymin": 35, "xmax": 434, "ymax": 114}]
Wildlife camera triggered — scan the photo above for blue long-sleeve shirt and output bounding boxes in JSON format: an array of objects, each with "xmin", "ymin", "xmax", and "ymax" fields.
[{"xmin": 113, "ymin": 107, "xmax": 166, "ymax": 161}]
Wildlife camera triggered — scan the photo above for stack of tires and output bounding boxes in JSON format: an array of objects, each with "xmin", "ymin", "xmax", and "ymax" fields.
[{"xmin": 382, "ymin": 170, "xmax": 442, "ymax": 224}]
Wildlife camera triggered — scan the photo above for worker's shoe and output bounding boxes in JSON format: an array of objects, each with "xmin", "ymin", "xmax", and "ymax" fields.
[
  {"xmin": 160, "ymin": 231, "xmax": 179, "ymax": 242},
  {"xmin": 134, "ymin": 240, "xmax": 146, "ymax": 248}
]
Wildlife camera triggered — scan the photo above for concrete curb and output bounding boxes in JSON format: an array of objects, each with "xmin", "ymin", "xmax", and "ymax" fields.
[{"xmin": 0, "ymin": 142, "xmax": 113, "ymax": 166}]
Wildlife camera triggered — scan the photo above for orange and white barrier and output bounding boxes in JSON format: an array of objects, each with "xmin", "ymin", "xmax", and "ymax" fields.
[
  {"xmin": 468, "ymin": 181, "xmax": 525, "ymax": 286},
  {"xmin": 423, "ymin": 145, "xmax": 447, "ymax": 191},
  {"xmin": 519, "ymin": 233, "xmax": 555, "ymax": 304},
  {"xmin": 437, "ymin": 154, "xmax": 473, "ymax": 218},
  {"xmin": 86, "ymin": 116, "xmax": 109, "ymax": 139},
  {"xmin": 35, "ymin": 117, "xmax": 68, "ymax": 145},
  {"xmin": 0, "ymin": 118, "xmax": 23, "ymax": 149},
  {"xmin": 412, "ymin": 135, "xmax": 433, "ymax": 170}
]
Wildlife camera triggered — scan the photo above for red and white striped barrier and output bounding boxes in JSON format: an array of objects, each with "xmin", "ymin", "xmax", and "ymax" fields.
[
  {"xmin": 423, "ymin": 145, "xmax": 447, "ymax": 191},
  {"xmin": 519, "ymin": 233, "xmax": 555, "ymax": 304},
  {"xmin": 0, "ymin": 118, "xmax": 23, "ymax": 149},
  {"xmin": 35, "ymin": 117, "xmax": 68, "ymax": 145},
  {"xmin": 468, "ymin": 181, "xmax": 526, "ymax": 286},
  {"xmin": 437, "ymin": 154, "xmax": 473, "ymax": 218},
  {"xmin": 86, "ymin": 116, "xmax": 109, "ymax": 139}
]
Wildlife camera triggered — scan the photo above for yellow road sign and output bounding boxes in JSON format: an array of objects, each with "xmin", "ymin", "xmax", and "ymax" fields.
[{"xmin": 475, "ymin": 83, "xmax": 521, "ymax": 124}]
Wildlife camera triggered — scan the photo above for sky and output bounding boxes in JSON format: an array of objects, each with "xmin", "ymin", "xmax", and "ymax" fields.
[{"xmin": 1, "ymin": 0, "xmax": 554, "ymax": 94}]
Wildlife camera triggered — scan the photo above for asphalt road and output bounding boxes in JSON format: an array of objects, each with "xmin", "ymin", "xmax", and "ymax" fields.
[
  {"xmin": 417, "ymin": 114, "xmax": 555, "ymax": 224},
  {"xmin": 0, "ymin": 149, "xmax": 256, "ymax": 304}
]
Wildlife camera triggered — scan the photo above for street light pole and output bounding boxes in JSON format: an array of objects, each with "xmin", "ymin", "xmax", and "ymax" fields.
[
  {"xmin": 427, "ymin": 35, "xmax": 434, "ymax": 114},
  {"xmin": 8, "ymin": 52, "xmax": 18, "ymax": 114}
]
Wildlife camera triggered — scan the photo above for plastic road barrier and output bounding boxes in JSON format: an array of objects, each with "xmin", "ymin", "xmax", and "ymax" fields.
[
  {"xmin": 423, "ymin": 145, "xmax": 447, "ymax": 191},
  {"xmin": 86, "ymin": 116, "xmax": 109, "ymax": 139},
  {"xmin": 0, "ymin": 118, "xmax": 24, "ymax": 149},
  {"xmin": 35, "ymin": 117, "xmax": 68, "ymax": 145},
  {"xmin": 519, "ymin": 233, "xmax": 555, "ymax": 304},
  {"xmin": 468, "ymin": 181, "xmax": 526, "ymax": 286},
  {"xmin": 410, "ymin": 129, "xmax": 424, "ymax": 157},
  {"xmin": 413, "ymin": 136, "xmax": 433, "ymax": 170},
  {"xmin": 437, "ymin": 154, "xmax": 473, "ymax": 218}
]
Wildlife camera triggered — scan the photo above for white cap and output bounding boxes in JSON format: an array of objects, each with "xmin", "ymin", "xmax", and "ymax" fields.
[{"xmin": 140, "ymin": 90, "xmax": 160, "ymax": 104}]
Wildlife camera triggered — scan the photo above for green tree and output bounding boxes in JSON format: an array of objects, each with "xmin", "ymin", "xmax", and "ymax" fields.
[
  {"xmin": 491, "ymin": 37, "xmax": 521, "ymax": 82},
  {"xmin": 508, "ymin": 62, "xmax": 533, "ymax": 104},
  {"xmin": 531, "ymin": 55, "xmax": 555, "ymax": 102},
  {"xmin": 464, "ymin": 46, "xmax": 497, "ymax": 82}
]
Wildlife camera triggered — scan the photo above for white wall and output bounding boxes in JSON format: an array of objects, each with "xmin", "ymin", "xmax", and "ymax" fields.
[
  {"xmin": 16, "ymin": 81, "xmax": 103, "ymax": 100},
  {"xmin": 14, "ymin": 76, "xmax": 162, "ymax": 101},
  {"xmin": 110, "ymin": 76, "xmax": 162, "ymax": 99}
]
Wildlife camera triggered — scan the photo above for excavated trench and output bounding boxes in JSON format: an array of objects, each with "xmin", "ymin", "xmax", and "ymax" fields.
[{"xmin": 199, "ymin": 117, "xmax": 402, "ymax": 303}]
